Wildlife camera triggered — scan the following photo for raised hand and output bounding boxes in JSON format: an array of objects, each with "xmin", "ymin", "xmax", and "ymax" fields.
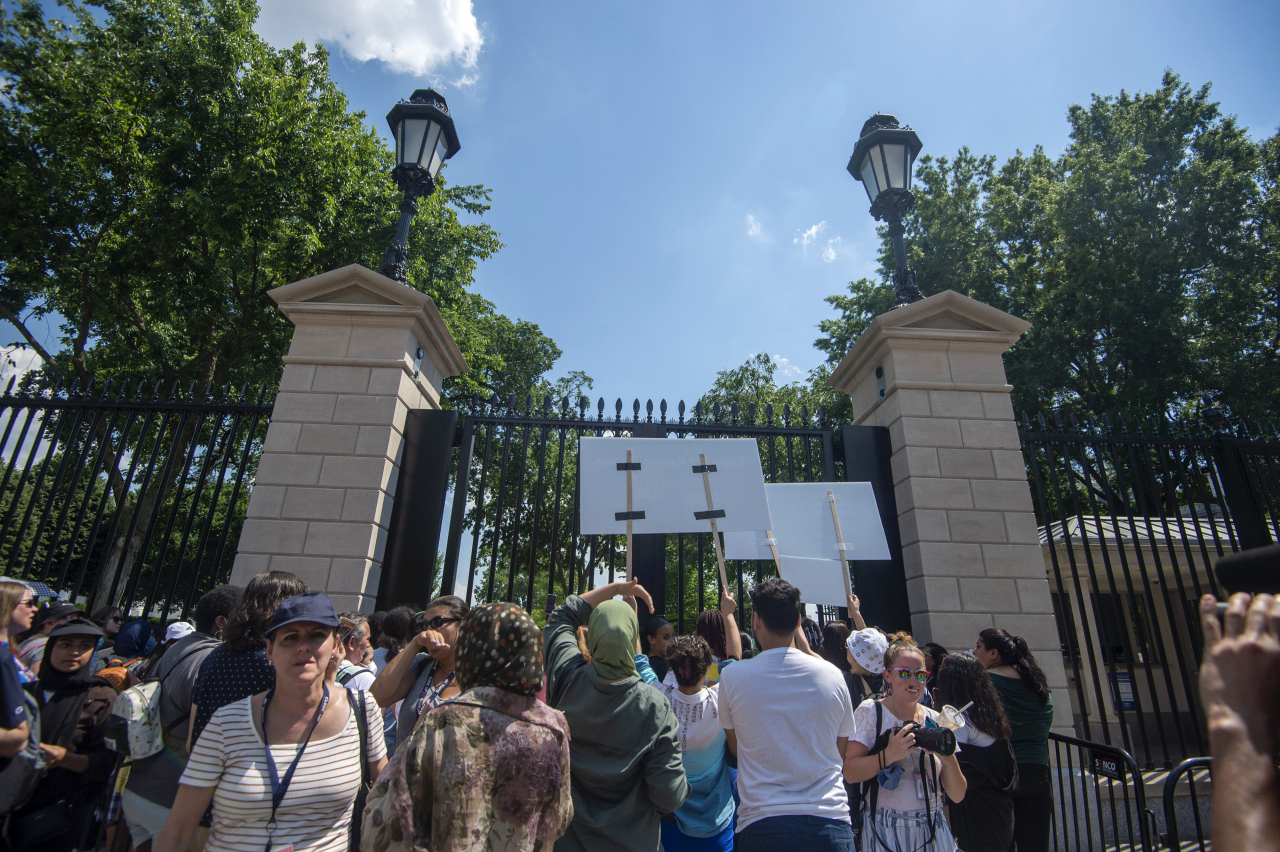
[{"xmin": 720, "ymin": 588, "xmax": 737, "ymax": 616}]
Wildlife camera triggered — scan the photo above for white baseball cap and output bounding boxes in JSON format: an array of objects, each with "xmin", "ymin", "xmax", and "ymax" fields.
[
  {"xmin": 165, "ymin": 621, "xmax": 196, "ymax": 643},
  {"xmin": 846, "ymin": 628, "xmax": 889, "ymax": 675}
]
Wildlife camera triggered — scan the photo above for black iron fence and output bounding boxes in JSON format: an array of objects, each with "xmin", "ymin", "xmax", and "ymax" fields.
[
  {"xmin": 1048, "ymin": 732, "xmax": 1154, "ymax": 852},
  {"xmin": 435, "ymin": 394, "xmax": 845, "ymax": 631},
  {"xmin": 1160, "ymin": 757, "xmax": 1211, "ymax": 851},
  {"xmin": 1021, "ymin": 412, "xmax": 1279, "ymax": 768},
  {"xmin": 0, "ymin": 377, "xmax": 272, "ymax": 618}
]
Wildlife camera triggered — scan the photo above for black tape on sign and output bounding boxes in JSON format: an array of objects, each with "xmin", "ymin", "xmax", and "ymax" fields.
[
  {"xmin": 694, "ymin": 509, "xmax": 726, "ymax": 520},
  {"xmin": 692, "ymin": 464, "xmax": 717, "ymax": 473},
  {"xmin": 615, "ymin": 510, "xmax": 646, "ymax": 521},
  {"xmin": 617, "ymin": 462, "xmax": 642, "ymax": 470}
]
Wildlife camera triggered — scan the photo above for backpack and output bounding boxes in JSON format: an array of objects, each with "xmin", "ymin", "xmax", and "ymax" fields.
[
  {"xmin": 103, "ymin": 643, "xmax": 206, "ymax": 758},
  {"xmin": 0, "ymin": 686, "xmax": 45, "ymax": 816}
]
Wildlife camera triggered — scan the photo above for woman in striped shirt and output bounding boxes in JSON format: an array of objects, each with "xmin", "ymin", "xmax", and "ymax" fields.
[{"xmin": 156, "ymin": 593, "xmax": 388, "ymax": 852}]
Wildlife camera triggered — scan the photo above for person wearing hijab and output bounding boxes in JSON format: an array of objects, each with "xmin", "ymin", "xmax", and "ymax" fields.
[
  {"xmin": 362, "ymin": 602, "xmax": 573, "ymax": 852},
  {"xmin": 9, "ymin": 618, "xmax": 118, "ymax": 852},
  {"xmin": 543, "ymin": 580, "xmax": 688, "ymax": 852}
]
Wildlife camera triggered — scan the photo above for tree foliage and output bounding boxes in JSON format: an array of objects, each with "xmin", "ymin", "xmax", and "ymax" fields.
[{"xmin": 814, "ymin": 72, "xmax": 1279, "ymax": 421}]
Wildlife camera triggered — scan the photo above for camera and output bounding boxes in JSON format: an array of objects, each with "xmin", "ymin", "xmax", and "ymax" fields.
[{"xmin": 898, "ymin": 722, "xmax": 957, "ymax": 756}]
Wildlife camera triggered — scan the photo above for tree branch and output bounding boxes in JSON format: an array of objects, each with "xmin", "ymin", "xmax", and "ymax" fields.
[{"xmin": 0, "ymin": 303, "xmax": 65, "ymax": 378}]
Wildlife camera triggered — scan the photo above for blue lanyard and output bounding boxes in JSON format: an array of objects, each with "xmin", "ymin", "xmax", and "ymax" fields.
[{"xmin": 261, "ymin": 683, "xmax": 329, "ymax": 852}]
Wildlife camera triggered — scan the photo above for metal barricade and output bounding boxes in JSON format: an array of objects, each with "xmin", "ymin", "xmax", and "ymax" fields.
[
  {"xmin": 1049, "ymin": 732, "xmax": 1153, "ymax": 851},
  {"xmin": 1160, "ymin": 757, "xmax": 1211, "ymax": 850}
]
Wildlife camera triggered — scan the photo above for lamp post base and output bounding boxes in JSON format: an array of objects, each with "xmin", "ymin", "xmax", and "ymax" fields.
[
  {"xmin": 379, "ymin": 172, "xmax": 435, "ymax": 285},
  {"xmin": 893, "ymin": 264, "xmax": 924, "ymax": 308}
]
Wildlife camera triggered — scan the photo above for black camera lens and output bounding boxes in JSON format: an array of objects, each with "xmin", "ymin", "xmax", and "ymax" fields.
[{"xmin": 907, "ymin": 723, "xmax": 957, "ymax": 756}]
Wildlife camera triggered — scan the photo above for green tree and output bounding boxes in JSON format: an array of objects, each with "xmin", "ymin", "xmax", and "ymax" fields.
[
  {"xmin": 814, "ymin": 72, "xmax": 1278, "ymax": 421},
  {"xmin": 0, "ymin": 0, "xmax": 569, "ymax": 607}
]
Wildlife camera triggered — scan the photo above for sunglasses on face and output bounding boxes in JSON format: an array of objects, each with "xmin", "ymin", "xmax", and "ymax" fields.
[
  {"xmin": 20, "ymin": 599, "xmax": 37, "ymax": 608},
  {"xmin": 418, "ymin": 615, "xmax": 460, "ymax": 631},
  {"xmin": 890, "ymin": 667, "xmax": 930, "ymax": 683}
]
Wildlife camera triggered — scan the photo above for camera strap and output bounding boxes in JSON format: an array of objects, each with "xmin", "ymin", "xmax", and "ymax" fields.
[{"xmin": 864, "ymin": 701, "xmax": 942, "ymax": 852}]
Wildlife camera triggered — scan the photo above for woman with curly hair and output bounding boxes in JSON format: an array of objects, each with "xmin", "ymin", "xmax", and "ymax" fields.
[
  {"xmin": 974, "ymin": 628, "xmax": 1055, "ymax": 852},
  {"xmin": 933, "ymin": 653, "xmax": 1016, "ymax": 852},
  {"xmin": 657, "ymin": 634, "xmax": 735, "ymax": 852},
  {"xmin": 662, "ymin": 591, "xmax": 741, "ymax": 689}
]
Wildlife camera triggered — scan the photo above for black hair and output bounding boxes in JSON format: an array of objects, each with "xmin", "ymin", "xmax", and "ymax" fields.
[
  {"xmin": 92, "ymin": 606, "xmax": 124, "ymax": 624},
  {"xmin": 935, "ymin": 652, "xmax": 1011, "ymax": 740},
  {"xmin": 739, "ymin": 631, "xmax": 754, "ymax": 659},
  {"xmin": 367, "ymin": 610, "xmax": 388, "ymax": 646},
  {"xmin": 194, "ymin": 585, "xmax": 244, "ymax": 636},
  {"xmin": 923, "ymin": 642, "xmax": 948, "ymax": 670},
  {"xmin": 801, "ymin": 617, "xmax": 823, "ymax": 652},
  {"xmin": 667, "ymin": 635, "xmax": 713, "ymax": 688},
  {"xmin": 695, "ymin": 609, "xmax": 728, "ymax": 659},
  {"xmin": 415, "ymin": 595, "xmax": 469, "ymax": 631},
  {"xmin": 821, "ymin": 621, "xmax": 851, "ymax": 671},
  {"xmin": 642, "ymin": 616, "xmax": 672, "ymax": 655},
  {"xmin": 224, "ymin": 571, "xmax": 308, "ymax": 653},
  {"xmin": 748, "ymin": 578, "xmax": 801, "ymax": 635},
  {"xmin": 380, "ymin": 606, "xmax": 415, "ymax": 648},
  {"xmin": 980, "ymin": 628, "xmax": 1051, "ymax": 706}
]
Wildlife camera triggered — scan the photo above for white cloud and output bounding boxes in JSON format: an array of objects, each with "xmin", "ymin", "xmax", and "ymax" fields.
[
  {"xmin": 746, "ymin": 214, "xmax": 763, "ymax": 241},
  {"xmin": 794, "ymin": 221, "xmax": 826, "ymax": 248},
  {"xmin": 822, "ymin": 236, "xmax": 842, "ymax": 263},
  {"xmin": 0, "ymin": 346, "xmax": 42, "ymax": 387},
  {"xmin": 255, "ymin": 0, "xmax": 483, "ymax": 78},
  {"xmin": 771, "ymin": 354, "xmax": 804, "ymax": 380}
]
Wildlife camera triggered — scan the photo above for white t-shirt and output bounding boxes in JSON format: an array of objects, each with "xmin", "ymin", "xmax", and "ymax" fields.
[
  {"xmin": 953, "ymin": 710, "xmax": 995, "ymax": 747},
  {"xmin": 719, "ymin": 647, "xmax": 856, "ymax": 831},
  {"xmin": 181, "ymin": 692, "xmax": 387, "ymax": 852},
  {"xmin": 851, "ymin": 699, "xmax": 959, "ymax": 814},
  {"xmin": 336, "ymin": 661, "xmax": 377, "ymax": 693}
]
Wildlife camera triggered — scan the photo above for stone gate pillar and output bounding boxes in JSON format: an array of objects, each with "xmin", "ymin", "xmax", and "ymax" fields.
[
  {"xmin": 828, "ymin": 290, "xmax": 1072, "ymax": 733},
  {"xmin": 229, "ymin": 264, "xmax": 467, "ymax": 612}
]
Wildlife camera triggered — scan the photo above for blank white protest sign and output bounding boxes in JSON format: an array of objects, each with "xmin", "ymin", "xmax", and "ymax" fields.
[
  {"xmin": 723, "ymin": 482, "xmax": 890, "ymax": 561},
  {"xmin": 578, "ymin": 437, "xmax": 771, "ymax": 535},
  {"xmin": 778, "ymin": 555, "xmax": 849, "ymax": 607}
]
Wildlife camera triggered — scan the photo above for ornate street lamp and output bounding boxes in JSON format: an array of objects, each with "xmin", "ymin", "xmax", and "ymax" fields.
[
  {"xmin": 847, "ymin": 113, "xmax": 924, "ymax": 307},
  {"xmin": 379, "ymin": 89, "xmax": 461, "ymax": 284}
]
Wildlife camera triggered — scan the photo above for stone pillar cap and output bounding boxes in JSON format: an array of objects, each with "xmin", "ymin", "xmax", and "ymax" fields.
[
  {"xmin": 827, "ymin": 289, "xmax": 1030, "ymax": 391},
  {"xmin": 269, "ymin": 263, "xmax": 468, "ymax": 378}
]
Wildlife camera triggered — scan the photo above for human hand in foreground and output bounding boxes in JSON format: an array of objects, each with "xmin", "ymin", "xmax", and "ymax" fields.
[
  {"xmin": 1200, "ymin": 593, "xmax": 1280, "ymax": 749},
  {"xmin": 1199, "ymin": 592, "xmax": 1280, "ymax": 852},
  {"xmin": 882, "ymin": 725, "xmax": 916, "ymax": 764},
  {"xmin": 848, "ymin": 594, "xmax": 866, "ymax": 630},
  {"xmin": 415, "ymin": 629, "xmax": 452, "ymax": 657},
  {"xmin": 614, "ymin": 580, "xmax": 653, "ymax": 614},
  {"xmin": 720, "ymin": 588, "xmax": 736, "ymax": 616}
]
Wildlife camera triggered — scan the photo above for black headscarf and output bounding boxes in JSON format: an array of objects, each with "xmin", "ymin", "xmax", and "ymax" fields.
[{"xmin": 38, "ymin": 619, "xmax": 109, "ymax": 746}]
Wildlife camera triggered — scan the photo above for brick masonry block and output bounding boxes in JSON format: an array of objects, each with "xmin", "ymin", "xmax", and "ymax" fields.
[
  {"xmin": 367, "ymin": 366, "xmax": 410, "ymax": 397},
  {"xmin": 278, "ymin": 363, "xmax": 316, "ymax": 393},
  {"xmin": 908, "ymin": 541, "xmax": 985, "ymax": 577},
  {"xmin": 237, "ymin": 519, "xmax": 309, "ymax": 555},
  {"xmin": 898, "ymin": 389, "xmax": 932, "ymax": 417},
  {"xmin": 993, "ymin": 613, "xmax": 1062, "ymax": 656},
  {"xmin": 981, "ymin": 544, "xmax": 1050, "ymax": 578},
  {"xmin": 958, "ymin": 577, "xmax": 1021, "ymax": 612},
  {"xmin": 254, "ymin": 453, "xmax": 323, "ymax": 487},
  {"xmin": 346, "ymin": 326, "xmax": 413, "ymax": 361},
  {"xmin": 303, "ymin": 522, "xmax": 380, "ymax": 559},
  {"xmin": 245, "ymin": 485, "xmax": 286, "ymax": 519},
  {"xmin": 906, "ymin": 576, "xmax": 961, "ymax": 612},
  {"xmin": 1004, "ymin": 512, "xmax": 1042, "ymax": 545},
  {"xmin": 928, "ymin": 390, "xmax": 985, "ymax": 419},
  {"xmin": 937, "ymin": 448, "xmax": 995, "ymax": 480},
  {"xmin": 311, "ymin": 365, "xmax": 371, "ymax": 395},
  {"xmin": 945, "ymin": 349, "xmax": 1008, "ymax": 386},
  {"xmin": 319, "ymin": 455, "xmax": 394, "ymax": 490},
  {"xmin": 271, "ymin": 392, "xmax": 338, "ymax": 424},
  {"xmin": 340, "ymin": 489, "xmax": 391, "ymax": 526},
  {"xmin": 263, "ymin": 422, "xmax": 302, "ymax": 454},
  {"xmin": 1016, "ymin": 579, "xmax": 1055, "ymax": 613},
  {"xmin": 297, "ymin": 424, "xmax": 360, "ymax": 456},
  {"xmin": 328, "ymin": 558, "xmax": 376, "ymax": 595},
  {"xmin": 332, "ymin": 394, "xmax": 401, "ymax": 427},
  {"xmin": 980, "ymin": 392, "xmax": 1016, "ymax": 421},
  {"xmin": 889, "ymin": 348, "xmax": 952, "ymax": 385},
  {"xmin": 912, "ymin": 612, "xmax": 995, "ymax": 649},
  {"xmin": 230, "ymin": 552, "xmax": 270, "ymax": 586},
  {"xmin": 991, "ymin": 449, "xmax": 1029, "ymax": 480},
  {"xmin": 959, "ymin": 419, "xmax": 1021, "ymax": 450},
  {"xmin": 287, "ymin": 323, "xmax": 352, "ymax": 359},
  {"xmin": 908, "ymin": 478, "xmax": 973, "ymax": 511},
  {"xmin": 265, "ymin": 555, "xmax": 333, "ymax": 591},
  {"xmin": 898, "ymin": 508, "xmax": 950, "ymax": 546},
  {"xmin": 947, "ymin": 510, "xmax": 1008, "ymax": 543},
  {"xmin": 971, "ymin": 479, "xmax": 1034, "ymax": 512},
  {"xmin": 355, "ymin": 425, "xmax": 397, "ymax": 458},
  {"xmin": 281, "ymin": 487, "xmax": 346, "ymax": 521},
  {"xmin": 901, "ymin": 417, "xmax": 964, "ymax": 449}
]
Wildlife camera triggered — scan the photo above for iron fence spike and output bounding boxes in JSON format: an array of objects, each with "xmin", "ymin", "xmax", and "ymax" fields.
[
  {"xmin": 633, "ymin": 399, "xmax": 641, "ymax": 423},
  {"xmin": 3, "ymin": 376, "xmax": 13, "ymax": 396},
  {"xmin": 765, "ymin": 403, "xmax": 773, "ymax": 425},
  {"xmin": 712, "ymin": 402, "xmax": 721, "ymax": 423},
  {"xmin": 801, "ymin": 405, "xmax": 809, "ymax": 424},
  {"xmin": 119, "ymin": 379, "xmax": 131, "ymax": 400},
  {"xmin": 1036, "ymin": 412, "xmax": 1047, "ymax": 429},
  {"xmin": 747, "ymin": 403, "xmax": 756, "ymax": 424},
  {"xmin": 816, "ymin": 405, "xmax": 825, "ymax": 425},
  {"xmin": 783, "ymin": 403, "xmax": 791, "ymax": 426},
  {"xmin": 646, "ymin": 399, "xmax": 653, "ymax": 422}
]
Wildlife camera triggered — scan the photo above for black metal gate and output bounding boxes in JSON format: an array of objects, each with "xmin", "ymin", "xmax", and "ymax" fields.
[
  {"xmin": 1020, "ymin": 411, "xmax": 1279, "ymax": 767},
  {"xmin": 385, "ymin": 394, "xmax": 910, "ymax": 632},
  {"xmin": 0, "ymin": 376, "xmax": 272, "ymax": 617}
]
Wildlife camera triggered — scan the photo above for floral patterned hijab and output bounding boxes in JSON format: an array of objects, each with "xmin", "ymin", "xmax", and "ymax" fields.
[{"xmin": 454, "ymin": 602, "xmax": 544, "ymax": 697}]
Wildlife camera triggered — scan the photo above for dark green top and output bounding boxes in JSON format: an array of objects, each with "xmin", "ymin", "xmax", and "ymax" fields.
[
  {"xmin": 544, "ymin": 595, "xmax": 689, "ymax": 852},
  {"xmin": 990, "ymin": 673, "xmax": 1055, "ymax": 766}
]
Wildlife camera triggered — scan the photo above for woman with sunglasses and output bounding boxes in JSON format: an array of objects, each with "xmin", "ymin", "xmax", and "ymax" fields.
[
  {"xmin": 843, "ymin": 632, "xmax": 966, "ymax": 852},
  {"xmin": 0, "ymin": 579, "xmax": 38, "ymax": 764},
  {"xmin": 370, "ymin": 595, "xmax": 467, "ymax": 753}
]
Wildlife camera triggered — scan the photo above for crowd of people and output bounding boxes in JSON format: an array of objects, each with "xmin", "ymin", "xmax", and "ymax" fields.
[{"xmin": 0, "ymin": 569, "xmax": 1275, "ymax": 852}]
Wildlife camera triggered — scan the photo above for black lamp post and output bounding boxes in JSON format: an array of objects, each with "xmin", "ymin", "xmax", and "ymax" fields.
[
  {"xmin": 848, "ymin": 114, "xmax": 924, "ymax": 308},
  {"xmin": 379, "ymin": 89, "xmax": 461, "ymax": 284}
]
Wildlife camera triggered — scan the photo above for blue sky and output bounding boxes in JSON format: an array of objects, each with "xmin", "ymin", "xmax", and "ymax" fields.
[{"xmin": 9, "ymin": 1, "xmax": 1280, "ymax": 406}]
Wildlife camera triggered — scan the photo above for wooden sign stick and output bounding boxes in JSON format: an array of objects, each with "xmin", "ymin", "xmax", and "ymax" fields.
[
  {"xmin": 699, "ymin": 453, "xmax": 731, "ymax": 591},
  {"xmin": 828, "ymin": 489, "xmax": 854, "ymax": 599},
  {"xmin": 764, "ymin": 530, "xmax": 782, "ymax": 572},
  {"xmin": 625, "ymin": 449, "xmax": 634, "ymax": 582}
]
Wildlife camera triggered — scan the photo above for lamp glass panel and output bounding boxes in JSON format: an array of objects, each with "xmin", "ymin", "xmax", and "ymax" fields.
[
  {"xmin": 402, "ymin": 118, "xmax": 429, "ymax": 168},
  {"xmin": 420, "ymin": 122, "xmax": 443, "ymax": 168},
  {"xmin": 394, "ymin": 119, "xmax": 405, "ymax": 164},
  {"xmin": 428, "ymin": 135, "xmax": 448, "ymax": 177},
  {"xmin": 869, "ymin": 143, "xmax": 889, "ymax": 195},
  {"xmin": 882, "ymin": 142, "xmax": 907, "ymax": 190},
  {"xmin": 859, "ymin": 154, "xmax": 879, "ymax": 202}
]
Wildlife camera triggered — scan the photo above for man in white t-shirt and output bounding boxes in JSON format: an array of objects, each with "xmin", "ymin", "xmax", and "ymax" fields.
[
  {"xmin": 335, "ymin": 611, "xmax": 377, "ymax": 691},
  {"xmin": 719, "ymin": 578, "xmax": 857, "ymax": 851}
]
